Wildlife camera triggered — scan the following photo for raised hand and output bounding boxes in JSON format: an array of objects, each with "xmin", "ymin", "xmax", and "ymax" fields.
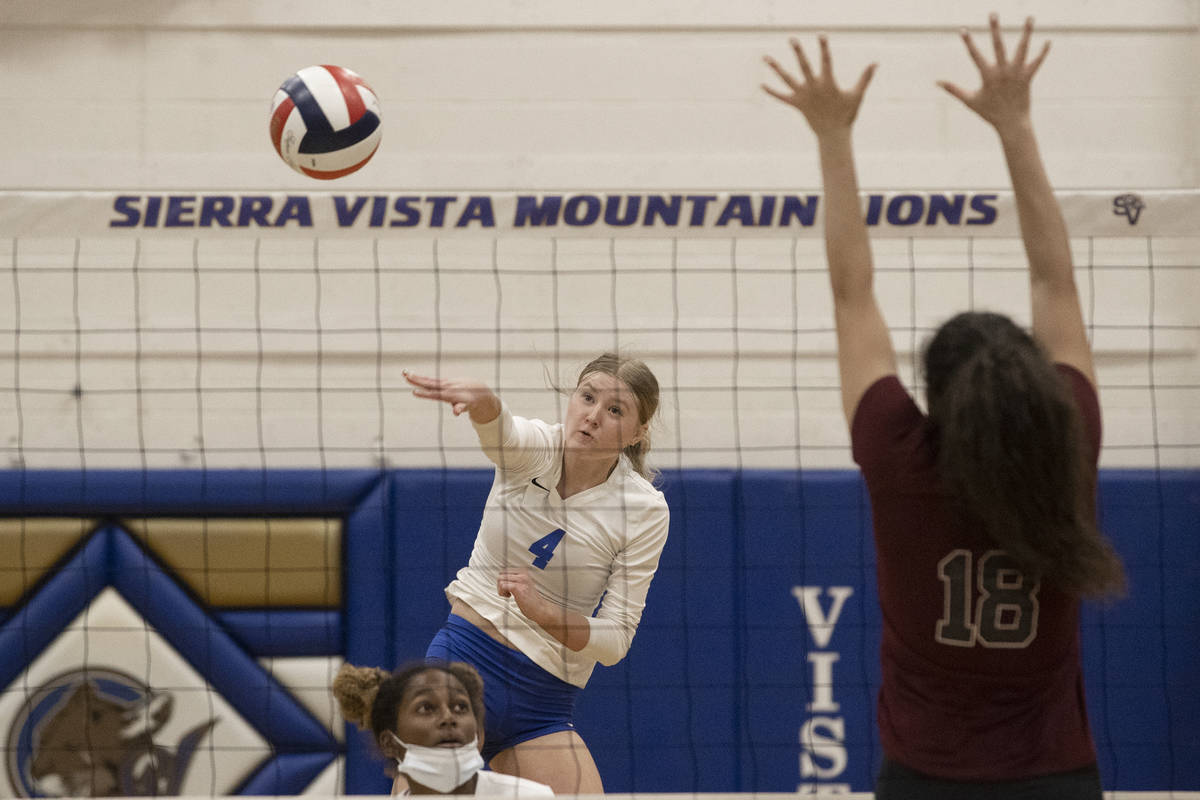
[
  {"xmin": 762, "ymin": 35, "xmax": 877, "ymax": 137},
  {"xmin": 938, "ymin": 15, "xmax": 1049, "ymax": 133},
  {"xmin": 939, "ymin": 17, "xmax": 1092, "ymax": 383},
  {"xmin": 404, "ymin": 370, "xmax": 501, "ymax": 422}
]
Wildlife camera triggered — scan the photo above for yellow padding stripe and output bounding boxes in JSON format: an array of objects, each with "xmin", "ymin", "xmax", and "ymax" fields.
[
  {"xmin": 122, "ymin": 518, "xmax": 341, "ymax": 607},
  {"xmin": 0, "ymin": 519, "xmax": 95, "ymax": 605}
]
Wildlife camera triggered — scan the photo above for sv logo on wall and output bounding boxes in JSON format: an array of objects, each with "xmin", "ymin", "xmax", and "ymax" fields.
[{"xmin": 6, "ymin": 669, "xmax": 216, "ymax": 797}]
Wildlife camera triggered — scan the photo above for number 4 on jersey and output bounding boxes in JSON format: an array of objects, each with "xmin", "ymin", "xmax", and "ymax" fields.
[
  {"xmin": 936, "ymin": 549, "xmax": 1040, "ymax": 648},
  {"xmin": 529, "ymin": 528, "xmax": 566, "ymax": 569}
]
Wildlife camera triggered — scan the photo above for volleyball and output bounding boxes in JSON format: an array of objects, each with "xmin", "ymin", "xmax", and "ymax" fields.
[{"xmin": 269, "ymin": 65, "xmax": 382, "ymax": 180}]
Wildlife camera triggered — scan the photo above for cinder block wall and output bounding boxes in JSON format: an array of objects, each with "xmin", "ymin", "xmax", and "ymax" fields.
[{"xmin": 2, "ymin": 1, "xmax": 1196, "ymax": 190}]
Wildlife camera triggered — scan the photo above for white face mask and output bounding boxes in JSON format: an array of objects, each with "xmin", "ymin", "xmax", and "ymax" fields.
[{"xmin": 389, "ymin": 733, "xmax": 485, "ymax": 793}]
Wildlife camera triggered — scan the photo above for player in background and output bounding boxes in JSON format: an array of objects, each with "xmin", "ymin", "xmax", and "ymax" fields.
[
  {"xmin": 764, "ymin": 15, "xmax": 1124, "ymax": 799},
  {"xmin": 403, "ymin": 353, "xmax": 669, "ymax": 794},
  {"xmin": 332, "ymin": 660, "xmax": 554, "ymax": 796}
]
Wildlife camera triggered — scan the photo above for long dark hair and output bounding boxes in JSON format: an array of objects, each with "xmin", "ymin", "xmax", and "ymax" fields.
[{"xmin": 923, "ymin": 312, "xmax": 1124, "ymax": 598}]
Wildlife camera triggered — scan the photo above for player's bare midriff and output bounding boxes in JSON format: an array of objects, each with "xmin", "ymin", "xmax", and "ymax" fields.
[{"xmin": 450, "ymin": 598, "xmax": 522, "ymax": 651}]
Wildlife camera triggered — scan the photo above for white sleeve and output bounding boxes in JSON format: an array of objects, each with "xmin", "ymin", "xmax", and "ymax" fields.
[
  {"xmin": 577, "ymin": 501, "xmax": 670, "ymax": 666},
  {"xmin": 470, "ymin": 403, "xmax": 557, "ymax": 477}
]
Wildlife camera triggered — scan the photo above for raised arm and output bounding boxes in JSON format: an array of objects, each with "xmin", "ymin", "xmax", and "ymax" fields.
[
  {"xmin": 404, "ymin": 370, "xmax": 501, "ymax": 423},
  {"xmin": 939, "ymin": 15, "xmax": 1095, "ymax": 384},
  {"xmin": 763, "ymin": 38, "xmax": 896, "ymax": 427}
]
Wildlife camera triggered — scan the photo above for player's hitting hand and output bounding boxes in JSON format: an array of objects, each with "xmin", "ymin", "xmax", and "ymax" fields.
[
  {"xmin": 937, "ymin": 15, "xmax": 1049, "ymax": 134},
  {"xmin": 762, "ymin": 35, "xmax": 877, "ymax": 137},
  {"xmin": 404, "ymin": 370, "xmax": 502, "ymax": 422}
]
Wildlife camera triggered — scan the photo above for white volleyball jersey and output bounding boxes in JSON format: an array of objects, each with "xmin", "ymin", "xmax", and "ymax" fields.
[
  {"xmin": 444, "ymin": 404, "xmax": 670, "ymax": 688},
  {"xmin": 472, "ymin": 771, "xmax": 555, "ymax": 797},
  {"xmin": 394, "ymin": 770, "xmax": 554, "ymax": 797}
]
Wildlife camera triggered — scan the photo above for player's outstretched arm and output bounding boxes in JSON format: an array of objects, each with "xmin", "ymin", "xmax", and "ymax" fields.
[
  {"xmin": 763, "ymin": 37, "xmax": 896, "ymax": 427},
  {"xmin": 404, "ymin": 370, "xmax": 502, "ymax": 424},
  {"xmin": 939, "ymin": 15, "xmax": 1095, "ymax": 384}
]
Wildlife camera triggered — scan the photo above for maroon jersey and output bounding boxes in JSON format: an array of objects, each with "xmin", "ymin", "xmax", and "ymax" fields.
[{"xmin": 851, "ymin": 364, "xmax": 1101, "ymax": 781}]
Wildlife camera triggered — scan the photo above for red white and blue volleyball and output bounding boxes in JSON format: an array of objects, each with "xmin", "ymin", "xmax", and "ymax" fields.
[{"xmin": 269, "ymin": 65, "xmax": 381, "ymax": 180}]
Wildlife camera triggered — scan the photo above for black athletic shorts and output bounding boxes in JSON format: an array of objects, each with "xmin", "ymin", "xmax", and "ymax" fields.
[{"xmin": 875, "ymin": 757, "xmax": 1103, "ymax": 800}]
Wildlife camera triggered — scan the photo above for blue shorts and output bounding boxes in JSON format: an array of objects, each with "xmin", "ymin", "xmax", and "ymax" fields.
[{"xmin": 426, "ymin": 614, "xmax": 581, "ymax": 762}]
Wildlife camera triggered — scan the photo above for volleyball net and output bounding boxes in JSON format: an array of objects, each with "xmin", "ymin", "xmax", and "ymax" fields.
[{"xmin": 0, "ymin": 189, "xmax": 1196, "ymax": 796}]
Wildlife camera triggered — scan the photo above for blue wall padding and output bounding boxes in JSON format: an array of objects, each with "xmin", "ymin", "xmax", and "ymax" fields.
[
  {"xmin": 0, "ymin": 468, "xmax": 1197, "ymax": 794},
  {"xmin": 735, "ymin": 471, "xmax": 880, "ymax": 791},
  {"xmin": 214, "ymin": 611, "xmax": 342, "ymax": 656},
  {"xmin": 589, "ymin": 470, "xmax": 740, "ymax": 792},
  {"xmin": 0, "ymin": 528, "xmax": 108, "ymax": 690},
  {"xmin": 1084, "ymin": 470, "xmax": 1200, "ymax": 791},
  {"xmin": 345, "ymin": 478, "xmax": 392, "ymax": 668},
  {"xmin": 343, "ymin": 478, "xmax": 395, "ymax": 796},
  {"xmin": 387, "ymin": 469, "xmax": 492, "ymax": 666},
  {"xmin": 0, "ymin": 522, "xmax": 341, "ymax": 795},
  {"xmin": 236, "ymin": 752, "xmax": 336, "ymax": 795},
  {"xmin": 105, "ymin": 526, "xmax": 335, "ymax": 750},
  {"xmin": 0, "ymin": 469, "xmax": 380, "ymax": 514}
]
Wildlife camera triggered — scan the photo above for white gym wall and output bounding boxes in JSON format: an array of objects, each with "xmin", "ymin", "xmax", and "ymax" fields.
[
  {"xmin": 1, "ymin": 0, "xmax": 1195, "ymax": 190},
  {"xmin": 0, "ymin": 0, "xmax": 1196, "ymax": 471}
]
